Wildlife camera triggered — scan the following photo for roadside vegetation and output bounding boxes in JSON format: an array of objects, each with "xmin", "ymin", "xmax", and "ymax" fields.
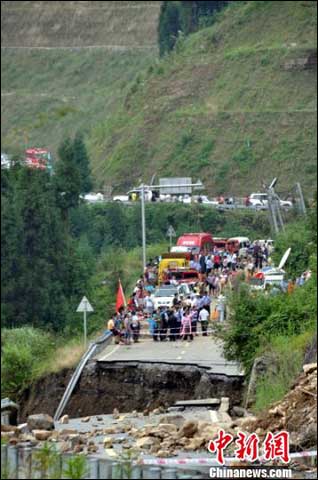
[{"xmin": 223, "ymin": 205, "xmax": 317, "ymax": 412}]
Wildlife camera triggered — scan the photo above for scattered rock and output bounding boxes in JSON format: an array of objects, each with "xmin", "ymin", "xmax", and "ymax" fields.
[
  {"xmin": 58, "ymin": 428, "xmax": 79, "ymax": 437},
  {"xmin": 152, "ymin": 408, "xmax": 161, "ymax": 415},
  {"xmin": 32, "ymin": 430, "xmax": 52, "ymax": 441},
  {"xmin": 303, "ymin": 363, "xmax": 317, "ymax": 375},
  {"xmin": 156, "ymin": 449, "xmax": 174, "ymax": 458},
  {"xmin": 179, "ymin": 420, "xmax": 198, "ymax": 438},
  {"xmin": 1, "ymin": 431, "xmax": 16, "ymax": 441},
  {"xmin": 184, "ymin": 437, "xmax": 206, "ymax": 451},
  {"xmin": 298, "ymin": 423, "xmax": 317, "ymax": 449},
  {"xmin": 103, "ymin": 426, "xmax": 118, "ymax": 435},
  {"xmin": 68, "ymin": 434, "xmax": 81, "ymax": 449},
  {"xmin": 235, "ymin": 416, "xmax": 258, "ymax": 430},
  {"xmin": 87, "ymin": 444, "xmax": 98, "ymax": 453},
  {"xmin": 59, "ymin": 441, "xmax": 70, "ymax": 454},
  {"xmin": 1, "ymin": 424, "xmax": 19, "ymax": 433},
  {"xmin": 8, "ymin": 437, "xmax": 19, "ymax": 445},
  {"xmin": 231, "ymin": 407, "xmax": 249, "ymax": 418},
  {"xmin": 113, "ymin": 408, "xmax": 120, "ymax": 419},
  {"xmin": 96, "ymin": 416, "xmax": 103, "ymax": 421},
  {"xmin": 135, "ymin": 436, "xmax": 160, "ymax": 450},
  {"xmin": 59, "ymin": 415, "xmax": 69, "ymax": 424},
  {"xmin": 103, "ymin": 437, "xmax": 113, "ymax": 448},
  {"xmin": 19, "ymin": 433, "xmax": 38, "ymax": 445},
  {"xmin": 159, "ymin": 414, "xmax": 186, "ymax": 429},
  {"xmin": 268, "ymin": 406, "xmax": 285, "ymax": 417},
  {"xmin": 27, "ymin": 414, "xmax": 54, "ymax": 431},
  {"xmin": 81, "ymin": 417, "xmax": 90, "ymax": 423},
  {"xmin": 73, "ymin": 444, "xmax": 84, "ymax": 454},
  {"xmin": 17, "ymin": 423, "xmax": 28, "ymax": 434}
]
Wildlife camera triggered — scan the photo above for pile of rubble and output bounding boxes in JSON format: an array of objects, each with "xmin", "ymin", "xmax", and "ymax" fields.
[
  {"xmin": 2, "ymin": 364, "xmax": 316, "ymax": 458},
  {"xmin": 238, "ymin": 363, "xmax": 317, "ymax": 451},
  {"xmin": 1, "ymin": 413, "xmax": 108, "ymax": 455}
]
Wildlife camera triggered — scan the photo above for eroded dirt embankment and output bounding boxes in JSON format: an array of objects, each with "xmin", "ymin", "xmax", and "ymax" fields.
[{"xmin": 18, "ymin": 361, "xmax": 244, "ymax": 421}]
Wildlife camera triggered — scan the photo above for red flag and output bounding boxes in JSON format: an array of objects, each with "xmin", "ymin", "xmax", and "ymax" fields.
[{"xmin": 115, "ymin": 279, "xmax": 126, "ymax": 313}]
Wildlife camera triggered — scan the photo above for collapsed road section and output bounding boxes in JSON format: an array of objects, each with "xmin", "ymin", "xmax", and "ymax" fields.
[{"xmin": 18, "ymin": 336, "xmax": 244, "ymax": 421}]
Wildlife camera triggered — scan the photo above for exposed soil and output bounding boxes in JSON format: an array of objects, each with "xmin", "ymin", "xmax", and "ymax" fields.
[{"xmin": 18, "ymin": 361, "xmax": 244, "ymax": 422}]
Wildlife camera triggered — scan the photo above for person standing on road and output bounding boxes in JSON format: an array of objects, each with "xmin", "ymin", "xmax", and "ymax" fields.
[
  {"xmin": 159, "ymin": 307, "xmax": 169, "ymax": 341},
  {"xmin": 253, "ymin": 241, "xmax": 263, "ymax": 270},
  {"xmin": 168, "ymin": 308, "xmax": 177, "ymax": 341},
  {"xmin": 147, "ymin": 313, "xmax": 159, "ymax": 341},
  {"xmin": 144, "ymin": 293, "xmax": 154, "ymax": 315},
  {"xmin": 181, "ymin": 307, "xmax": 193, "ymax": 341},
  {"xmin": 131, "ymin": 311, "xmax": 140, "ymax": 342},
  {"xmin": 123, "ymin": 314, "xmax": 132, "ymax": 345},
  {"xmin": 198, "ymin": 306, "xmax": 209, "ymax": 336}
]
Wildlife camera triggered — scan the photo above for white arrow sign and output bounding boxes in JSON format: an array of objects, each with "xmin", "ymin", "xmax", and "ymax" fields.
[
  {"xmin": 76, "ymin": 296, "xmax": 94, "ymax": 313},
  {"xmin": 166, "ymin": 225, "xmax": 176, "ymax": 237}
]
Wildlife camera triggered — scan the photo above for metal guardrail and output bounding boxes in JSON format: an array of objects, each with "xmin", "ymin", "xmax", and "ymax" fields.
[
  {"xmin": 1, "ymin": 444, "xmax": 209, "ymax": 479},
  {"xmin": 53, "ymin": 332, "xmax": 113, "ymax": 422},
  {"xmin": 2, "ymin": 444, "xmax": 317, "ymax": 479}
]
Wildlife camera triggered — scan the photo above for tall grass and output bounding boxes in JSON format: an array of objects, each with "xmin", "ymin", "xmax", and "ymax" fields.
[{"xmin": 253, "ymin": 328, "xmax": 316, "ymax": 413}]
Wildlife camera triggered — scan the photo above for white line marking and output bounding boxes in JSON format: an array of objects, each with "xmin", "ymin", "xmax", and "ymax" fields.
[{"xmin": 100, "ymin": 345, "xmax": 120, "ymax": 360}]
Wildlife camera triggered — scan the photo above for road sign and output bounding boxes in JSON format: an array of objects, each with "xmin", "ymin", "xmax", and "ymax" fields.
[
  {"xmin": 76, "ymin": 296, "xmax": 94, "ymax": 313},
  {"xmin": 166, "ymin": 225, "xmax": 176, "ymax": 238},
  {"xmin": 76, "ymin": 296, "xmax": 93, "ymax": 350}
]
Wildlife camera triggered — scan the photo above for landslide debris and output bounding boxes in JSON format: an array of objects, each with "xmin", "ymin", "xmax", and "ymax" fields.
[{"xmin": 235, "ymin": 363, "xmax": 317, "ymax": 451}]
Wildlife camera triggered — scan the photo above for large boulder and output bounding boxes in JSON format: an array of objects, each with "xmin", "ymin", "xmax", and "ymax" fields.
[
  {"xmin": 135, "ymin": 436, "xmax": 160, "ymax": 450},
  {"xmin": 179, "ymin": 420, "xmax": 198, "ymax": 439},
  {"xmin": 27, "ymin": 414, "xmax": 54, "ymax": 431},
  {"xmin": 32, "ymin": 430, "xmax": 52, "ymax": 441},
  {"xmin": 159, "ymin": 414, "xmax": 186, "ymax": 429}
]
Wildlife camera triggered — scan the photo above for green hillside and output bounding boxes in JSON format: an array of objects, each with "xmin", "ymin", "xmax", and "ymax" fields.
[
  {"xmin": 1, "ymin": 0, "xmax": 160, "ymax": 169},
  {"xmin": 88, "ymin": 1, "xmax": 317, "ymax": 195},
  {"xmin": 1, "ymin": 1, "xmax": 317, "ymax": 196}
]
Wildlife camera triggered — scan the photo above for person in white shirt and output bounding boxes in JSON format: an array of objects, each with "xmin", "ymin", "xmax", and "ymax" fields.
[{"xmin": 198, "ymin": 307, "xmax": 209, "ymax": 336}]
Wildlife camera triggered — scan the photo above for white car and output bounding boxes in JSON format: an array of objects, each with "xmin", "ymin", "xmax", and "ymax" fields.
[
  {"xmin": 194, "ymin": 195, "xmax": 219, "ymax": 205},
  {"xmin": 81, "ymin": 193, "xmax": 104, "ymax": 203},
  {"xmin": 113, "ymin": 195, "xmax": 129, "ymax": 202},
  {"xmin": 151, "ymin": 284, "xmax": 190, "ymax": 309},
  {"xmin": 248, "ymin": 193, "xmax": 292, "ymax": 210}
]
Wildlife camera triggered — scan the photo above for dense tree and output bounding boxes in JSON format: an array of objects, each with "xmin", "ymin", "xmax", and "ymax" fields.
[
  {"xmin": 1, "ymin": 167, "xmax": 93, "ymax": 331},
  {"xmin": 159, "ymin": 1, "xmax": 230, "ymax": 55},
  {"xmin": 54, "ymin": 137, "xmax": 82, "ymax": 215},
  {"xmin": 159, "ymin": 2, "xmax": 182, "ymax": 56},
  {"xmin": 73, "ymin": 132, "xmax": 93, "ymax": 194}
]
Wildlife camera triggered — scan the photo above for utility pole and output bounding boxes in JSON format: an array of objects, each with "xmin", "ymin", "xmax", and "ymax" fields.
[
  {"xmin": 141, "ymin": 184, "xmax": 147, "ymax": 272},
  {"xmin": 139, "ymin": 181, "xmax": 203, "ymax": 270},
  {"xmin": 266, "ymin": 178, "xmax": 285, "ymax": 234}
]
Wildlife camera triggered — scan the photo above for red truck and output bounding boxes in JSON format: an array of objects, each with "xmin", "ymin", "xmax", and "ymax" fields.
[{"xmin": 174, "ymin": 232, "xmax": 214, "ymax": 255}]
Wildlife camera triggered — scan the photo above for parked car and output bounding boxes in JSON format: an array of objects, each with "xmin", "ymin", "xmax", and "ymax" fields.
[
  {"xmin": 194, "ymin": 195, "xmax": 219, "ymax": 205},
  {"xmin": 80, "ymin": 192, "xmax": 105, "ymax": 203},
  {"xmin": 248, "ymin": 193, "xmax": 292, "ymax": 210},
  {"xmin": 113, "ymin": 195, "xmax": 129, "ymax": 202},
  {"xmin": 151, "ymin": 284, "xmax": 190, "ymax": 309}
]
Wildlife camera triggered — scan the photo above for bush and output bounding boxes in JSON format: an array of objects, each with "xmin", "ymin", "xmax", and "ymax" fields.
[
  {"xmin": 254, "ymin": 331, "xmax": 315, "ymax": 412},
  {"xmin": 223, "ymin": 276, "xmax": 317, "ymax": 373},
  {"xmin": 1, "ymin": 327, "xmax": 54, "ymax": 397}
]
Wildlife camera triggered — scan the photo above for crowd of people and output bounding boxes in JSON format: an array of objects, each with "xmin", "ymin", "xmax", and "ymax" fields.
[{"xmin": 106, "ymin": 241, "xmax": 276, "ymax": 346}]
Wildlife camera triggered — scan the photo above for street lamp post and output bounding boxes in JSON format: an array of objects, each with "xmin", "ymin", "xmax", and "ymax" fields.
[{"xmin": 139, "ymin": 181, "xmax": 204, "ymax": 271}]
